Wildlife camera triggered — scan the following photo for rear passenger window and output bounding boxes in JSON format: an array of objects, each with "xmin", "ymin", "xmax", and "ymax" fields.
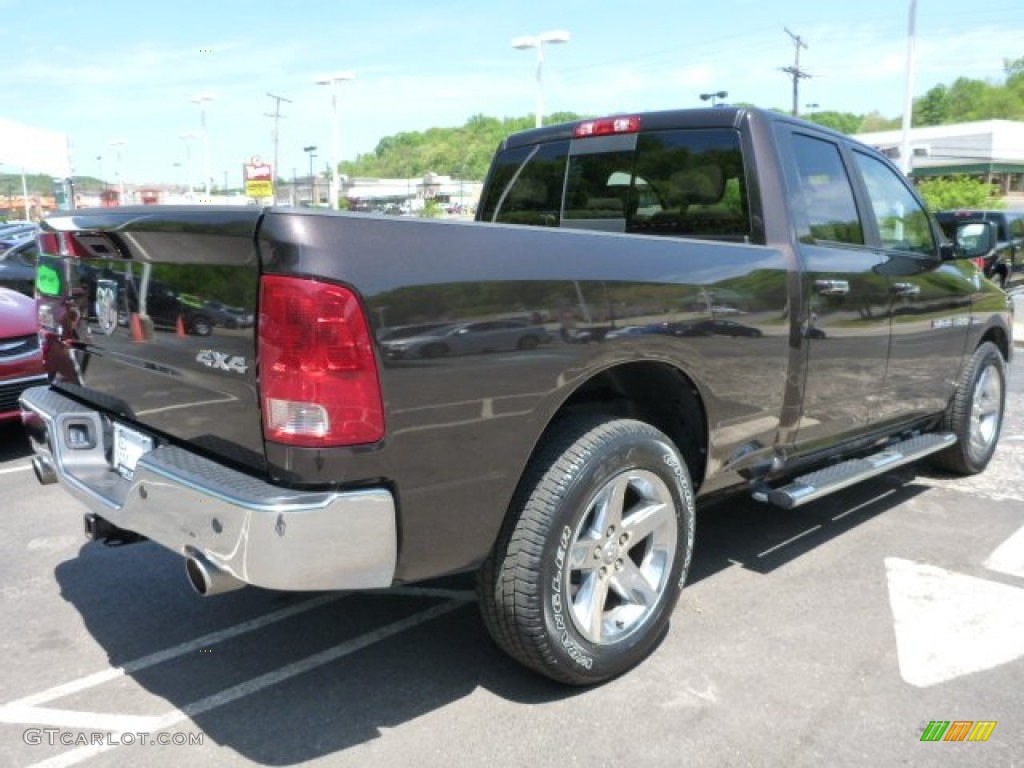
[{"xmin": 791, "ymin": 134, "xmax": 864, "ymax": 245}]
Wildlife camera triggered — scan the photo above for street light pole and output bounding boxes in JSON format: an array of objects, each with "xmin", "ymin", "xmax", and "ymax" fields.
[
  {"xmin": 512, "ymin": 30, "xmax": 570, "ymax": 128},
  {"xmin": 699, "ymin": 90, "xmax": 729, "ymax": 106},
  {"xmin": 109, "ymin": 139, "xmax": 127, "ymax": 203},
  {"xmin": 315, "ymin": 72, "xmax": 355, "ymax": 210},
  {"xmin": 304, "ymin": 145, "xmax": 317, "ymax": 205},
  {"xmin": 180, "ymin": 133, "xmax": 198, "ymax": 202},
  {"xmin": 192, "ymin": 93, "xmax": 214, "ymax": 197},
  {"xmin": 899, "ymin": 0, "xmax": 918, "ymax": 176}
]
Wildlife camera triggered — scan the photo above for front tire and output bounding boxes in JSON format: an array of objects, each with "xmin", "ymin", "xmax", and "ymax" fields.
[
  {"xmin": 517, "ymin": 334, "xmax": 540, "ymax": 350},
  {"xmin": 420, "ymin": 343, "xmax": 449, "ymax": 358},
  {"xmin": 930, "ymin": 341, "xmax": 1006, "ymax": 475},
  {"xmin": 477, "ymin": 416, "xmax": 695, "ymax": 685}
]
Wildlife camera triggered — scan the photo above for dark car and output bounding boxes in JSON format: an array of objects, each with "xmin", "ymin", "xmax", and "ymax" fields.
[
  {"xmin": 126, "ymin": 284, "xmax": 217, "ymax": 336},
  {"xmin": 0, "ymin": 286, "xmax": 46, "ymax": 423},
  {"xmin": 935, "ymin": 209, "xmax": 1024, "ymax": 289},
  {"xmin": 686, "ymin": 319, "xmax": 763, "ymax": 337},
  {"xmin": 202, "ymin": 299, "xmax": 254, "ymax": 329},
  {"xmin": 0, "ymin": 237, "xmax": 39, "ymax": 297}
]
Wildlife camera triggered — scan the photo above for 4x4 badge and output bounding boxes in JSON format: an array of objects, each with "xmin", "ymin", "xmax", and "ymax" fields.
[{"xmin": 196, "ymin": 349, "xmax": 248, "ymax": 374}]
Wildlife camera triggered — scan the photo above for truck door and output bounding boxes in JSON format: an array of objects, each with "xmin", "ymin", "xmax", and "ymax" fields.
[
  {"xmin": 782, "ymin": 130, "xmax": 892, "ymax": 449},
  {"xmin": 848, "ymin": 149, "xmax": 973, "ymax": 426}
]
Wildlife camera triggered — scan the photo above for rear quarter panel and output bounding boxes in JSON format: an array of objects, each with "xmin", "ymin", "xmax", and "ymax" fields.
[{"xmin": 259, "ymin": 210, "xmax": 795, "ymax": 581}]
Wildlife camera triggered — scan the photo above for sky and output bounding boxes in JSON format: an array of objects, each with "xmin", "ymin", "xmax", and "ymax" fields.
[{"xmin": 1, "ymin": 0, "xmax": 1021, "ymax": 186}]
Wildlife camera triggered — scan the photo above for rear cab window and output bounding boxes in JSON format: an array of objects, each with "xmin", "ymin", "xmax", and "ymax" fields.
[{"xmin": 480, "ymin": 126, "xmax": 752, "ymax": 243}]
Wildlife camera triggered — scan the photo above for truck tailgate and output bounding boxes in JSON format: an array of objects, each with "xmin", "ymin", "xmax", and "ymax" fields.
[{"xmin": 36, "ymin": 207, "xmax": 266, "ymax": 473}]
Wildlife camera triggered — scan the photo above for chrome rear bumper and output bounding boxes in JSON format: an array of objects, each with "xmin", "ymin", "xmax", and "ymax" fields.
[{"xmin": 19, "ymin": 386, "xmax": 397, "ymax": 591}]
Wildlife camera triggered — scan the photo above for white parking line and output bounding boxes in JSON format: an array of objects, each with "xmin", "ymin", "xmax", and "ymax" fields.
[
  {"xmin": 0, "ymin": 464, "xmax": 32, "ymax": 475},
  {"xmin": 0, "ymin": 705, "xmax": 161, "ymax": 733},
  {"xmin": 4, "ymin": 593, "xmax": 343, "ymax": 710},
  {"xmin": 756, "ymin": 525, "xmax": 822, "ymax": 558},
  {"xmin": 21, "ymin": 600, "xmax": 465, "ymax": 768}
]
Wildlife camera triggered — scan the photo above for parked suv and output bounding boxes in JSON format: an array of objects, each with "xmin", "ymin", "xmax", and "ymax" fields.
[{"xmin": 935, "ymin": 209, "xmax": 1024, "ymax": 290}]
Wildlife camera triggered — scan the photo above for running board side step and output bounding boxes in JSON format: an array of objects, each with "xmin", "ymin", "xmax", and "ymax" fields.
[{"xmin": 752, "ymin": 433, "xmax": 956, "ymax": 510}]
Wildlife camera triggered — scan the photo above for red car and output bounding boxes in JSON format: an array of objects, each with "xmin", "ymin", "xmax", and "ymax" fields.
[{"xmin": 0, "ymin": 286, "xmax": 46, "ymax": 423}]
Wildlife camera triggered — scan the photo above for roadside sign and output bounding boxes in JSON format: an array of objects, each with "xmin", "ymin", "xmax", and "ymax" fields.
[{"xmin": 243, "ymin": 159, "xmax": 273, "ymax": 199}]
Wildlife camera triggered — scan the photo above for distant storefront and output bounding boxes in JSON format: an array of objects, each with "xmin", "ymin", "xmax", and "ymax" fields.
[{"xmin": 855, "ymin": 120, "xmax": 1024, "ymax": 197}]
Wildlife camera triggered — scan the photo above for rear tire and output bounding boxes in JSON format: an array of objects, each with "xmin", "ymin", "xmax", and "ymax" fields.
[
  {"xmin": 930, "ymin": 341, "xmax": 1005, "ymax": 475},
  {"xmin": 477, "ymin": 415, "xmax": 695, "ymax": 685},
  {"xmin": 190, "ymin": 316, "xmax": 213, "ymax": 336}
]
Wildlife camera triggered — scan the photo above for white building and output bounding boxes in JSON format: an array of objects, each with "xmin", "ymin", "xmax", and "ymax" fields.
[{"xmin": 855, "ymin": 120, "xmax": 1024, "ymax": 197}]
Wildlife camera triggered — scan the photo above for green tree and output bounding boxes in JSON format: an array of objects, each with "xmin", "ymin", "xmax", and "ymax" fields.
[
  {"xmin": 418, "ymin": 198, "xmax": 444, "ymax": 218},
  {"xmin": 916, "ymin": 176, "xmax": 1003, "ymax": 211},
  {"xmin": 946, "ymin": 77, "xmax": 993, "ymax": 121},
  {"xmin": 341, "ymin": 112, "xmax": 584, "ymax": 181},
  {"xmin": 914, "ymin": 84, "xmax": 950, "ymax": 126},
  {"xmin": 859, "ymin": 111, "xmax": 901, "ymax": 132},
  {"xmin": 805, "ymin": 111, "xmax": 861, "ymax": 134}
]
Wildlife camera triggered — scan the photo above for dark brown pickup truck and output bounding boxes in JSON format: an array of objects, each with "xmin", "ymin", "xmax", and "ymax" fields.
[{"xmin": 20, "ymin": 107, "xmax": 1011, "ymax": 684}]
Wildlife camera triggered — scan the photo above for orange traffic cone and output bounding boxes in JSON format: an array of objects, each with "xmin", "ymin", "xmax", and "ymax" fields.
[
  {"xmin": 129, "ymin": 312, "xmax": 146, "ymax": 343},
  {"xmin": 175, "ymin": 313, "xmax": 187, "ymax": 337}
]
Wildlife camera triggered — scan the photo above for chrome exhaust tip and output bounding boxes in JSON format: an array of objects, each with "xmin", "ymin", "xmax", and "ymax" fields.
[
  {"xmin": 185, "ymin": 554, "xmax": 245, "ymax": 597},
  {"xmin": 31, "ymin": 455, "xmax": 57, "ymax": 485}
]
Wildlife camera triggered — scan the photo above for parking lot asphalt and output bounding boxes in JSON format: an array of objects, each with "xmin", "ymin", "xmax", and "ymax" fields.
[{"xmin": 0, "ymin": 356, "xmax": 1022, "ymax": 767}]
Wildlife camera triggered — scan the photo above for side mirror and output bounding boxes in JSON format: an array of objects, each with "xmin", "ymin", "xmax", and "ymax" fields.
[{"xmin": 951, "ymin": 221, "xmax": 996, "ymax": 260}]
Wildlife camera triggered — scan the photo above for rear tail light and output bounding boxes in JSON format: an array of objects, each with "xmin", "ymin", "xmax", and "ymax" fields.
[
  {"xmin": 258, "ymin": 275, "xmax": 384, "ymax": 447},
  {"xmin": 37, "ymin": 231, "xmax": 91, "ymax": 258},
  {"xmin": 573, "ymin": 116, "xmax": 641, "ymax": 138},
  {"xmin": 973, "ymin": 257, "xmax": 986, "ymax": 271}
]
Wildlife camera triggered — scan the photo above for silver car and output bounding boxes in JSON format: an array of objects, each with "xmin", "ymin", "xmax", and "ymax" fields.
[{"xmin": 381, "ymin": 320, "xmax": 549, "ymax": 359}]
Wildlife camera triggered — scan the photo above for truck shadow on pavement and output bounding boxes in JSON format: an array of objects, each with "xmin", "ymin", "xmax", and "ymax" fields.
[
  {"xmin": 688, "ymin": 469, "xmax": 931, "ymax": 585},
  {"xmin": 53, "ymin": 544, "xmax": 577, "ymax": 764},
  {"xmin": 50, "ymin": 465, "xmax": 935, "ymax": 764},
  {"xmin": 0, "ymin": 422, "xmax": 32, "ymax": 462}
]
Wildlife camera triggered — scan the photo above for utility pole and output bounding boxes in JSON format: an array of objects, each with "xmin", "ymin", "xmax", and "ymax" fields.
[
  {"xmin": 899, "ymin": 0, "xmax": 918, "ymax": 175},
  {"xmin": 781, "ymin": 27, "xmax": 812, "ymax": 117},
  {"xmin": 266, "ymin": 92, "xmax": 292, "ymax": 203}
]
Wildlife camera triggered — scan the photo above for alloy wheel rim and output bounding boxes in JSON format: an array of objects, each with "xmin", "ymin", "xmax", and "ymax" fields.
[
  {"xmin": 563, "ymin": 469, "xmax": 678, "ymax": 645},
  {"xmin": 969, "ymin": 364, "xmax": 1002, "ymax": 462}
]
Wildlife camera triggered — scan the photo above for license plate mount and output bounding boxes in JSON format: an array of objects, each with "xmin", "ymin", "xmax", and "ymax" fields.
[{"xmin": 113, "ymin": 423, "xmax": 153, "ymax": 480}]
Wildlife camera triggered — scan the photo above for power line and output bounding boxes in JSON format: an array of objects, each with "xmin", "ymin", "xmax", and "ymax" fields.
[
  {"xmin": 266, "ymin": 92, "xmax": 292, "ymax": 200},
  {"xmin": 781, "ymin": 27, "xmax": 812, "ymax": 117}
]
